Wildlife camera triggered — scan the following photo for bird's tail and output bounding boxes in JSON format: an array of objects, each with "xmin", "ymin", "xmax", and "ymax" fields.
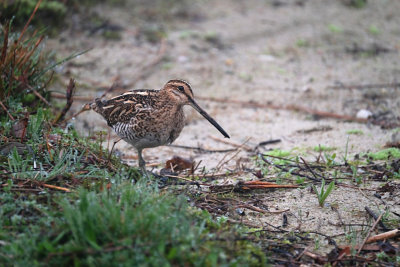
[{"xmin": 90, "ymin": 98, "xmax": 107, "ymax": 114}]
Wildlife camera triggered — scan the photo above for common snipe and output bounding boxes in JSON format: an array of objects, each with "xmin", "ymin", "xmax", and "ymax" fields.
[{"xmin": 91, "ymin": 80, "xmax": 230, "ymax": 170}]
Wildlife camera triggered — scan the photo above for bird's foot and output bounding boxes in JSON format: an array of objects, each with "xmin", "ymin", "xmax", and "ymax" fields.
[{"xmin": 139, "ymin": 166, "xmax": 154, "ymax": 179}]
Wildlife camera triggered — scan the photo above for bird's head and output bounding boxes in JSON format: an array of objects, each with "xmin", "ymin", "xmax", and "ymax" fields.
[
  {"xmin": 164, "ymin": 79, "xmax": 194, "ymax": 104},
  {"xmin": 164, "ymin": 79, "xmax": 230, "ymax": 138}
]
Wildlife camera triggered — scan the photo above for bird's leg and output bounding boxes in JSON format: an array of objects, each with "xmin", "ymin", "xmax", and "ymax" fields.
[
  {"xmin": 137, "ymin": 148, "xmax": 145, "ymax": 169},
  {"xmin": 137, "ymin": 148, "xmax": 150, "ymax": 177}
]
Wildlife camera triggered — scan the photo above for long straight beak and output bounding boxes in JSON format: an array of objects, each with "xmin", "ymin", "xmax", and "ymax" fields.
[{"xmin": 189, "ymin": 98, "xmax": 230, "ymax": 138}]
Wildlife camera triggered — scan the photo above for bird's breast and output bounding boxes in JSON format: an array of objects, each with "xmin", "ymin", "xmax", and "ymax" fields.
[{"xmin": 112, "ymin": 104, "xmax": 186, "ymax": 149}]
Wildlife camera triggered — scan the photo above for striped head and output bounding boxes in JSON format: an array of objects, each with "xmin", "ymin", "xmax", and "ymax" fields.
[
  {"xmin": 164, "ymin": 79, "xmax": 230, "ymax": 138},
  {"xmin": 163, "ymin": 80, "xmax": 194, "ymax": 105}
]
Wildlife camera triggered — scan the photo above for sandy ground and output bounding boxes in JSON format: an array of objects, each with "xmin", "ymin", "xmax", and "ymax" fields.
[{"xmin": 48, "ymin": 0, "xmax": 400, "ymax": 257}]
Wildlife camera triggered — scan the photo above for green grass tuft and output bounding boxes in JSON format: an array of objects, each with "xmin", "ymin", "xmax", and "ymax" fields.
[
  {"xmin": 313, "ymin": 145, "xmax": 336, "ymax": 152},
  {"xmin": 264, "ymin": 149, "xmax": 291, "ymax": 158},
  {"xmin": 346, "ymin": 129, "xmax": 364, "ymax": 135},
  {"xmin": 311, "ymin": 179, "xmax": 335, "ymax": 207},
  {"xmin": 295, "ymin": 39, "xmax": 309, "ymax": 47},
  {"xmin": 328, "ymin": 24, "xmax": 343, "ymax": 33},
  {"xmin": 368, "ymin": 25, "xmax": 380, "ymax": 35}
]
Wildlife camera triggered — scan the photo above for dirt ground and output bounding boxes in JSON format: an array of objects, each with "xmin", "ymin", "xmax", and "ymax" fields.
[{"xmin": 48, "ymin": 0, "xmax": 400, "ymax": 263}]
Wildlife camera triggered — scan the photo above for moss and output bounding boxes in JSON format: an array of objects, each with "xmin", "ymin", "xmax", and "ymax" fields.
[{"xmin": 367, "ymin": 148, "xmax": 400, "ymax": 160}]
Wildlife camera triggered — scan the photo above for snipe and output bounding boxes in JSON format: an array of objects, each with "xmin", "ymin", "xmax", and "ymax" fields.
[{"xmin": 91, "ymin": 80, "xmax": 229, "ymax": 170}]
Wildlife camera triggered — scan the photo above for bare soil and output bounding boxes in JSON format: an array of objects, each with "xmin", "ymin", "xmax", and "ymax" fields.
[{"xmin": 49, "ymin": 0, "xmax": 400, "ymax": 264}]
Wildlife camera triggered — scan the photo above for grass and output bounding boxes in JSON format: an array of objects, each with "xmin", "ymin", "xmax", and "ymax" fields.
[
  {"xmin": 1, "ymin": 179, "xmax": 264, "ymax": 265},
  {"xmin": 311, "ymin": 179, "xmax": 335, "ymax": 207}
]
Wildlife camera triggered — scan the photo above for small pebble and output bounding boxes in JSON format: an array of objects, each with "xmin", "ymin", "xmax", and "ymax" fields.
[{"xmin": 356, "ymin": 109, "xmax": 372, "ymax": 119}]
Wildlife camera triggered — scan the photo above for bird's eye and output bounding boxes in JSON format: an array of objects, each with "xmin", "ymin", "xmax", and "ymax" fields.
[{"xmin": 178, "ymin": 86, "xmax": 185, "ymax": 91}]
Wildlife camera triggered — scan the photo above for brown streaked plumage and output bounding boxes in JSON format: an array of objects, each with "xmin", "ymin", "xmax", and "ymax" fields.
[{"xmin": 91, "ymin": 80, "xmax": 230, "ymax": 169}]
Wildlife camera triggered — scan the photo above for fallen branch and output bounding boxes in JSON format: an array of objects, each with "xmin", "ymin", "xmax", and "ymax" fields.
[
  {"xmin": 366, "ymin": 229, "xmax": 399, "ymax": 244},
  {"xmin": 210, "ymin": 180, "xmax": 298, "ymax": 193}
]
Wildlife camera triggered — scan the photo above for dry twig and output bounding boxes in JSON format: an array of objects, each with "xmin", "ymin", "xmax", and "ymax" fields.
[
  {"xmin": 17, "ymin": 0, "xmax": 43, "ymax": 42},
  {"xmin": 366, "ymin": 229, "xmax": 399, "ymax": 244},
  {"xmin": 41, "ymin": 183, "xmax": 71, "ymax": 192},
  {"xmin": 53, "ymin": 78, "xmax": 76, "ymax": 124},
  {"xmin": 0, "ymin": 100, "xmax": 14, "ymax": 120}
]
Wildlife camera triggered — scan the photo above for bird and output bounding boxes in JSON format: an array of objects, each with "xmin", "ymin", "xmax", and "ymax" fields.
[{"xmin": 90, "ymin": 79, "xmax": 230, "ymax": 171}]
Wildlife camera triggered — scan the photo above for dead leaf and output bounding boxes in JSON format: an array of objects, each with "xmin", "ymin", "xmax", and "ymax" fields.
[
  {"xmin": 165, "ymin": 156, "xmax": 193, "ymax": 171},
  {"xmin": 338, "ymin": 246, "xmax": 351, "ymax": 259},
  {"xmin": 12, "ymin": 117, "xmax": 28, "ymax": 140}
]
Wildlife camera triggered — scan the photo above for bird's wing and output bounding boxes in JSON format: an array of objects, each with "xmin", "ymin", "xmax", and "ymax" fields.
[{"xmin": 93, "ymin": 90, "xmax": 159, "ymax": 127}]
